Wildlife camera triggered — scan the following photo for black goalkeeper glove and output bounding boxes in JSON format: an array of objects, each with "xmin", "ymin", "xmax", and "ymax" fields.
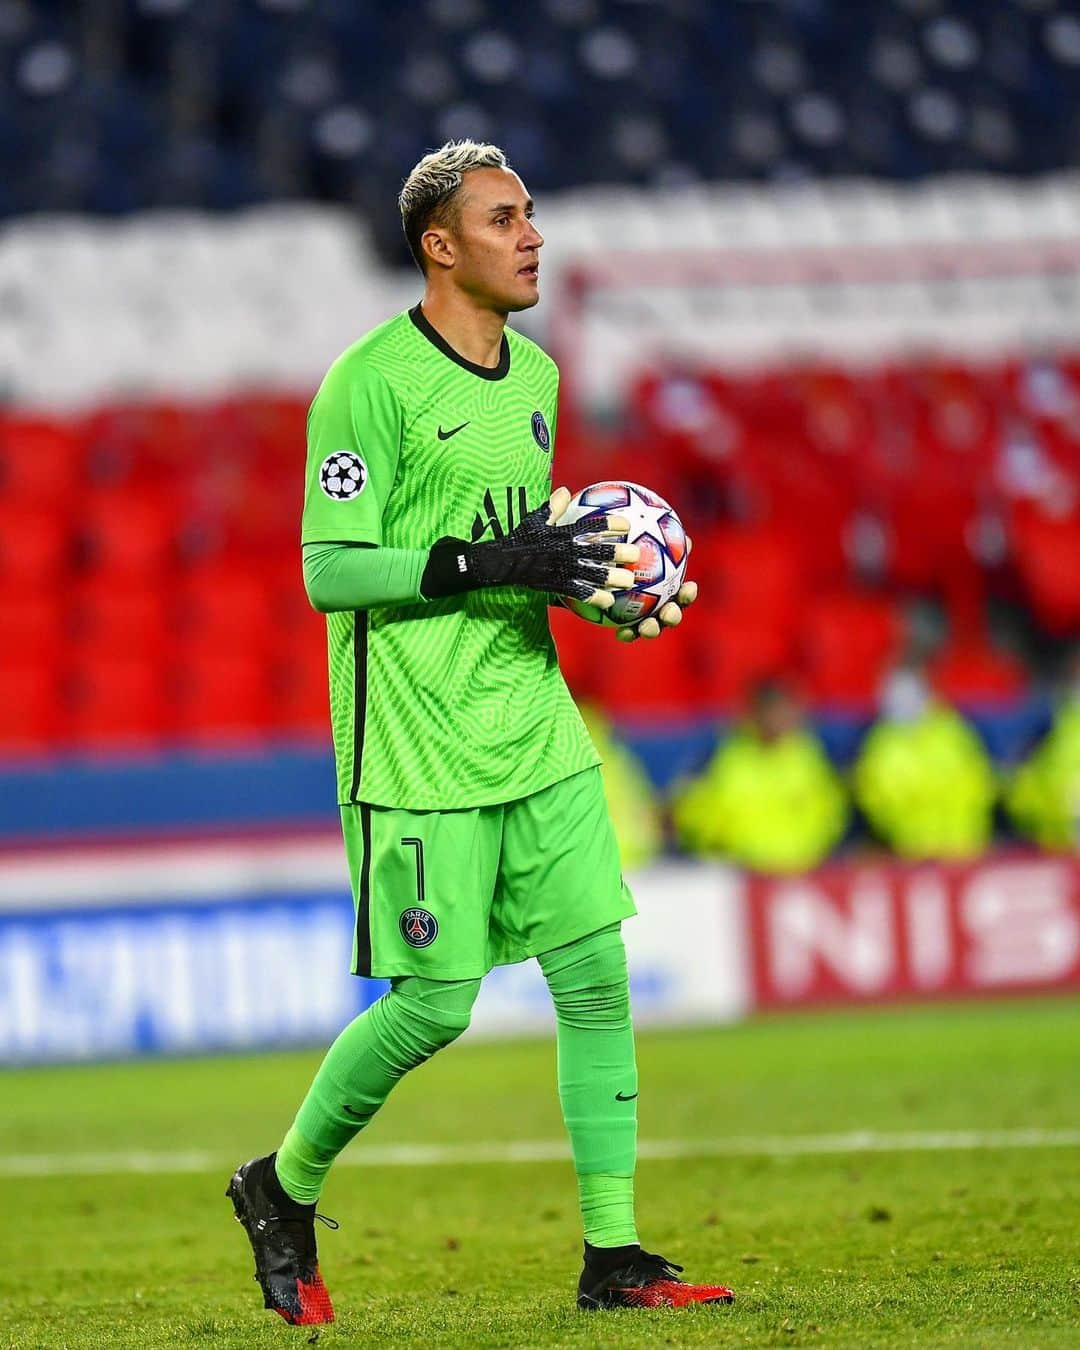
[{"xmin": 420, "ymin": 486, "xmax": 639, "ymax": 607}]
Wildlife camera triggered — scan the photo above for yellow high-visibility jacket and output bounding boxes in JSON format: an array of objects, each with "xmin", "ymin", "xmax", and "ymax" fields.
[
  {"xmin": 673, "ymin": 728, "xmax": 848, "ymax": 873},
  {"xmin": 853, "ymin": 703, "xmax": 997, "ymax": 860},
  {"xmin": 1006, "ymin": 701, "xmax": 1080, "ymax": 851},
  {"xmin": 578, "ymin": 703, "xmax": 662, "ymax": 871}
]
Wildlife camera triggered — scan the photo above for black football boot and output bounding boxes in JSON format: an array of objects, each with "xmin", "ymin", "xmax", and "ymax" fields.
[
  {"xmin": 578, "ymin": 1241, "xmax": 735, "ymax": 1309},
  {"xmin": 226, "ymin": 1153, "xmax": 336, "ymax": 1325}
]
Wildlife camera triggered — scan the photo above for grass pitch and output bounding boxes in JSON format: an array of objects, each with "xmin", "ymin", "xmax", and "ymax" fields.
[{"xmin": 2, "ymin": 997, "xmax": 1078, "ymax": 1348}]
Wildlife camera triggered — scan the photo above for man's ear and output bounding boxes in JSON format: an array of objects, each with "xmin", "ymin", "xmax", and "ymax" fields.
[{"xmin": 421, "ymin": 227, "xmax": 454, "ymax": 271}]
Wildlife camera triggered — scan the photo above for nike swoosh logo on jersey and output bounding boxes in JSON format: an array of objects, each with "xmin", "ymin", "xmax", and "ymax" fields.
[
  {"xmin": 343, "ymin": 1105, "xmax": 372, "ymax": 1120},
  {"xmin": 615, "ymin": 1091, "xmax": 638, "ymax": 1101},
  {"xmin": 437, "ymin": 422, "xmax": 470, "ymax": 440}
]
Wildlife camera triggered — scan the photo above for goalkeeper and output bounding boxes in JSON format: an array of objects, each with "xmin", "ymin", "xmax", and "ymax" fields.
[{"xmin": 227, "ymin": 140, "xmax": 729, "ymax": 1323}]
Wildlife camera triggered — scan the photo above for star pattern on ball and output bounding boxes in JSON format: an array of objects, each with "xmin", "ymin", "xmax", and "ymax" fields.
[
  {"xmin": 559, "ymin": 481, "xmax": 689, "ymax": 629},
  {"xmin": 319, "ymin": 450, "xmax": 367, "ymax": 501},
  {"xmin": 624, "ymin": 498, "xmax": 671, "ymax": 549}
]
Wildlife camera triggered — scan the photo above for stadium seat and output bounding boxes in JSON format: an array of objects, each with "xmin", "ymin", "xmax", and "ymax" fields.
[
  {"xmin": 273, "ymin": 643, "xmax": 331, "ymax": 740},
  {"xmin": 0, "ymin": 415, "xmax": 86, "ymax": 505},
  {"xmin": 1010, "ymin": 508, "xmax": 1080, "ymax": 636},
  {"xmin": 66, "ymin": 655, "xmax": 168, "ymax": 751},
  {"xmin": 875, "ymin": 460, "xmax": 980, "ymax": 592},
  {"xmin": 69, "ymin": 580, "xmax": 169, "ymax": 657},
  {"xmin": 589, "ymin": 619, "xmax": 703, "ymax": 720},
  {"xmin": 549, "ymin": 604, "xmax": 604, "ymax": 703},
  {"xmin": 0, "ymin": 505, "xmax": 71, "ymax": 585},
  {"xmin": 2, "ymin": 1, "xmax": 1080, "ymax": 238},
  {"xmin": 0, "ymin": 338, "xmax": 1075, "ymax": 760},
  {"xmin": 911, "ymin": 360, "xmax": 1000, "ymax": 466},
  {"xmin": 694, "ymin": 524, "xmax": 805, "ymax": 643},
  {"xmin": 173, "ymin": 564, "xmax": 276, "ymax": 657},
  {"xmin": 929, "ymin": 638, "xmax": 1029, "ymax": 705},
  {"xmin": 172, "ymin": 648, "xmax": 274, "ymax": 743},
  {"xmin": 0, "ymin": 664, "xmax": 63, "ymax": 755},
  {"xmin": 80, "ymin": 488, "xmax": 175, "ymax": 576},
  {"xmin": 230, "ymin": 393, "xmax": 308, "ymax": 467},
  {"xmin": 799, "ymin": 591, "xmax": 904, "ymax": 709},
  {"xmin": 696, "ymin": 602, "xmax": 793, "ymax": 714},
  {"xmin": 1, "ymin": 593, "xmax": 63, "ymax": 669},
  {"xmin": 796, "ymin": 366, "xmax": 873, "ymax": 460},
  {"xmin": 223, "ymin": 464, "xmax": 302, "ymax": 553}
]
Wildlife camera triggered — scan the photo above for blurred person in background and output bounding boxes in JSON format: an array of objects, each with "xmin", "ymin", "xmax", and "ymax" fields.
[
  {"xmin": 1006, "ymin": 648, "xmax": 1080, "ymax": 851},
  {"xmin": 853, "ymin": 656, "xmax": 997, "ymax": 860},
  {"xmin": 672, "ymin": 678, "xmax": 848, "ymax": 873},
  {"xmin": 578, "ymin": 703, "xmax": 662, "ymax": 871}
]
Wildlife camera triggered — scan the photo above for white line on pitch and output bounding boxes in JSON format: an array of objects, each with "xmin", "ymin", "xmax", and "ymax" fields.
[{"xmin": 2, "ymin": 1128, "xmax": 1079, "ymax": 1178}]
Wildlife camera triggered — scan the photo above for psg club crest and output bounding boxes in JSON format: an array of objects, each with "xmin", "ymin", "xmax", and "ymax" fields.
[
  {"xmin": 399, "ymin": 907, "xmax": 439, "ymax": 948},
  {"xmin": 319, "ymin": 450, "xmax": 367, "ymax": 500},
  {"xmin": 531, "ymin": 410, "xmax": 550, "ymax": 452}
]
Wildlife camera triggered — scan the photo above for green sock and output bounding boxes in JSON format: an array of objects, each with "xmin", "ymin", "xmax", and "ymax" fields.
[
  {"xmin": 538, "ymin": 924, "xmax": 640, "ymax": 1249},
  {"xmin": 274, "ymin": 976, "xmax": 480, "ymax": 1205},
  {"xmin": 578, "ymin": 1173, "xmax": 637, "ymax": 1248}
]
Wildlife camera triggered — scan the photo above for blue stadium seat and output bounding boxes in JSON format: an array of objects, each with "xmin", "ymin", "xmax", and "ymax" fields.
[{"xmin": 2, "ymin": 0, "xmax": 1078, "ymax": 250}]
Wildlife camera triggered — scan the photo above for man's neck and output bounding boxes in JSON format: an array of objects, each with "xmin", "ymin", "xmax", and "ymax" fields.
[{"xmin": 419, "ymin": 290, "xmax": 507, "ymax": 369}]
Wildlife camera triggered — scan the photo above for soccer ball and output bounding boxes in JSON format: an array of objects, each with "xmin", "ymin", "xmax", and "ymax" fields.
[{"xmin": 557, "ymin": 480, "xmax": 690, "ymax": 626}]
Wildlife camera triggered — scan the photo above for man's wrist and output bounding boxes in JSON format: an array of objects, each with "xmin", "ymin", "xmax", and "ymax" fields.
[{"xmin": 419, "ymin": 537, "xmax": 483, "ymax": 599}]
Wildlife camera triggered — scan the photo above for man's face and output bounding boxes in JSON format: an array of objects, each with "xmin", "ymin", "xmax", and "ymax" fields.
[
  {"xmin": 754, "ymin": 689, "xmax": 801, "ymax": 743},
  {"xmin": 427, "ymin": 167, "xmax": 544, "ymax": 312}
]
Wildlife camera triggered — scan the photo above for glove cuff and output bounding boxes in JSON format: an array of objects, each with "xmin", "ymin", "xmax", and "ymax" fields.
[{"xmin": 419, "ymin": 537, "xmax": 482, "ymax": 599}]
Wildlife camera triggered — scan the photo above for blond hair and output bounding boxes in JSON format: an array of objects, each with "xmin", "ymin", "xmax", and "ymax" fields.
[{"xmin": 398, "ymin": 139, "xmax": 510, "ymax": 272}]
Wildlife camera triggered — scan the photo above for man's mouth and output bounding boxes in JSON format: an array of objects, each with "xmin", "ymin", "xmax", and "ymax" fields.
[{"xmin": 519, "ymin": 262, "xmax": 539, "ymax": 279}]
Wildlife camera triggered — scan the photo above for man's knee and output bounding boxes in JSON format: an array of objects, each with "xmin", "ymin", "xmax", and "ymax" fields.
[
  {"xmin": 538, "ymin": 926, "xmax": 631, "ymax": 1030},
  {"xmin": 387, "ymin": 976, "xmax": 482, "ymax": 1057}
]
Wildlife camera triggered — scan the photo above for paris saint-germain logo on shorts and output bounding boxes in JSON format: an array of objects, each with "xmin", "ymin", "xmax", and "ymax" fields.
[
  {"xmin": 399, "ymin": 907, "xmax": 439, "ymax": 948},
  {"xmin": 531, "ymin": 410, "xmax": 550, "ymax": 452}
]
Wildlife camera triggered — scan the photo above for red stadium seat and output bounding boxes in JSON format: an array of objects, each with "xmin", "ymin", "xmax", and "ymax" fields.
[
  {"xmin": 1, "ymin": 592, "xmax": 64, "ymax": 668},
  {"xmin": 795, "ymin": 365, "xmax": 873, "ymax": 460},
  {"xmin": 172, "ymin": 648, "xmax": 273, "ymax": 743},
  {"xmin": 0, "ymin": 505, "xmax": 71, "ymax": 585},
  {"xmin": 799, "ymin": 591, "xmax": 904, "ymax": 708},
  {"xmin": 549, "ymin": 603, "xmax": 603, "ymax": 700},
  {"xmin": 68, "ymin": 580, "xmax": 168, "ymax": 658},
  {"xmin": 274, "ymin": 643, "xmax": 331, "ymax": 740},
  {"xmin": 173, "ymin": 564, "xmax": 276, "ymax": 661},
  {"xmin": 80, "ymin": 488, "xmax": 175, "ymax": 577},
  {"xmin": 912, "ymin": 360, "xmax": 1000, "ymax": 467},
  {"xmin": 80, "ymin": 402, "xmax": 197, "ymax": 496},
  {"xmin": 66, "ymin": 655, "xmax": 168, "ymax": 751},
  {"xmin": 696, "ymin": 602, "xmax": 792, "ymax": 714},
  {"xmin": 694, "ymin": 524, "xmax": 805, "ymax": 642},
  {"xmin": 0, "ymin": 349, "xmax": 1069, "ymax": 758},
  {"xmin": 224, "ymin": 464, "xmax": 302, "ymax": 552},
  {"xmin": 548, "ymin": 589, "xmax": 704, "ymax": 718},
  {"xmin": 0, "ymin": 416, "xmax": 86, "ymax": 505},
  {"xmin": 233, "ymin": 393, "xmax": 310, "ymax": 467},
  {"xmin": 1010, "ymin": 508, "xmax": 1080, "ymax": 636},
  {"xmin": 267, "ymin": 555, "xmax": 331, "ymax": 737},
  {"xmin": 0, "ymin": 664, "xmax": 63, "ymax": 755},
  {"xmin": 929, "ymin": 638, "xmax": 1029, "ymax": 704},
  {"xmin": 594, "ymin": 624, "xmax": 702, "ymax": 719}
]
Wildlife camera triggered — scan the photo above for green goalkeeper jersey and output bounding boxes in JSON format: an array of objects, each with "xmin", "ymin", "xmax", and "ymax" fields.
[{"xmin": 301, "ymin": 304, "xmax": 599, "ymax": 810}]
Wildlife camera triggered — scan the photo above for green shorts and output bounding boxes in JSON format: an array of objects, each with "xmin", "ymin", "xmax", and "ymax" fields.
[{"xmin": 341, "ymin": 766, "xmax": 636, "ymax": 979}]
